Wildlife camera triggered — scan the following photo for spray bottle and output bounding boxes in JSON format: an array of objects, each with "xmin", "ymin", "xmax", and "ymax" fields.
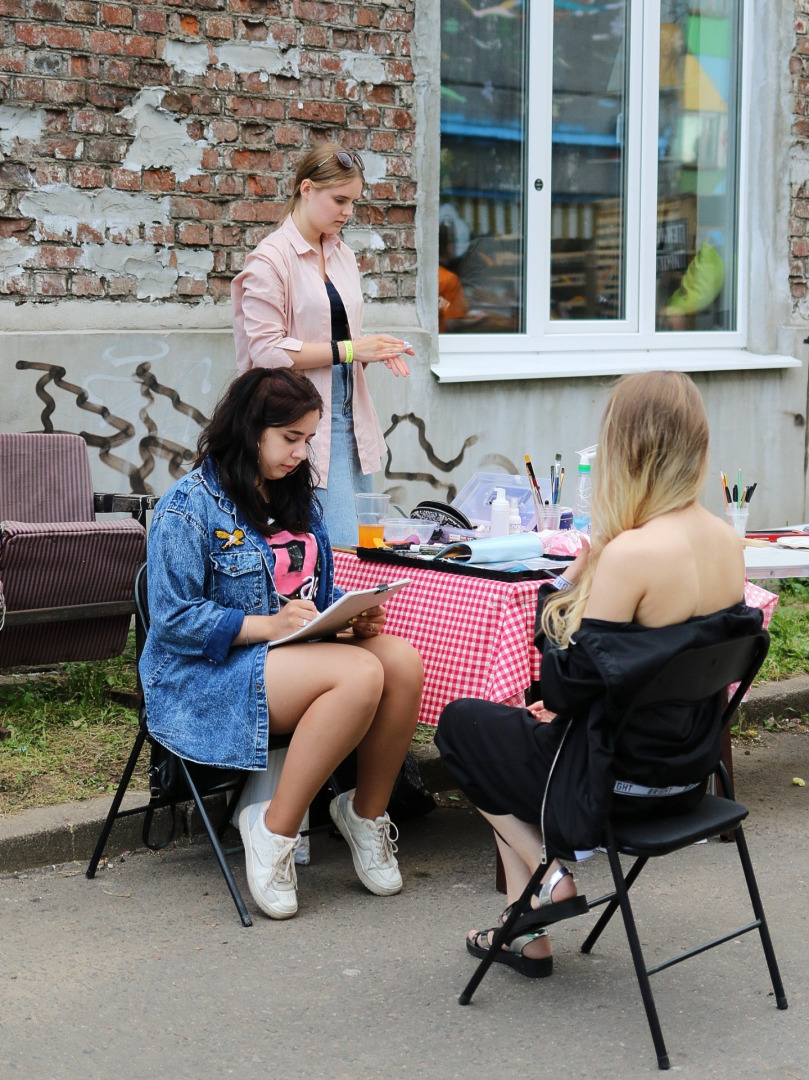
[{"xmin": 573, "ymin": 445, "xmax": 597, "ymax": 534}]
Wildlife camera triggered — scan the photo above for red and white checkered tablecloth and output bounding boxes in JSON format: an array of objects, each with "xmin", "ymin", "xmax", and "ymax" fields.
[
  {"xmin": 333, "ymin": 553, "xmax": 780, "ymax": 727},
  {"xmin": 333, "ymin": 551, "xmax": 543, "ymax": 727}
]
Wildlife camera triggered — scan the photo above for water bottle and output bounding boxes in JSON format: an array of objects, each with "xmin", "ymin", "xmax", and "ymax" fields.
[{"xmin": 573, "ymin": 446, "xmax": 596, "ymax": 534}]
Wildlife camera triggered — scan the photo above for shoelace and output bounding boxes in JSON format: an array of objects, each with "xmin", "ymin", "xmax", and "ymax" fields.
[
  {"xmin": 370, "ymin": 817, "xmax": 399, "ymax": 863},
  {"xmin": 263, "ymin": 837, "xmax": 299, "ymax": 889}
]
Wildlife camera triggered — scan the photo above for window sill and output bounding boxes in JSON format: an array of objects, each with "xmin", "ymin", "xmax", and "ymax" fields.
[{"xmin": 431, "ymin": 347, "xmax": 801, "ymax": 383}]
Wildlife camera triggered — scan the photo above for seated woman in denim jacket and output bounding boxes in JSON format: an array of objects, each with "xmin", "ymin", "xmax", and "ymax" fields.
[
  {"xmin": 436, "ymin": 371, "xmax": 759, "ymax": 978},
  {"xmin": 140, "ymin": 367, "xmax": 423, "ymax": 920}
]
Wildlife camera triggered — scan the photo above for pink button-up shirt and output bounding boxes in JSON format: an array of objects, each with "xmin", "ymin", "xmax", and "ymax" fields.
[{"xmin": 231, "ymin": 215, "xmax": 386, "ymax": 486}]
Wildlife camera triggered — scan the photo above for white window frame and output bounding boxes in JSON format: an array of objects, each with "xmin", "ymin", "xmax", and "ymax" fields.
[{"xmin": 433, "ymin": 0, "xmax": 799, "ymax": 382}]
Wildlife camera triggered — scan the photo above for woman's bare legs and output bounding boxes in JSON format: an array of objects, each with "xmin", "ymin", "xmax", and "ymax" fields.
[
  {"xmin": 342, "ymin": 633, "xmax": 423, "ymax": 819},
  {"xmin": 261, "ymin": 635, "xmax": 422, "ymax": 837}
]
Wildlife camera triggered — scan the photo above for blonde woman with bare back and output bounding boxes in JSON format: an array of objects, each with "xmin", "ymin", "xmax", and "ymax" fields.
[
  {"xmin": 436, "ymin": 371, "xmax": 763, "ymax": 979},
  {"xmin": 232, "ymin": 142, "xmax": 413, "ymax": 546}
]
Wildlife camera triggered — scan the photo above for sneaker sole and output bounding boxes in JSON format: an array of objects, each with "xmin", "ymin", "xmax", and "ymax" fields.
[
  {"xmin": 238, "ymin": 815, "xmax": 298, "ymax": 920},
  {"xmin": 329, "ymin": 800, "xmax": 403, "ymax": 897}
]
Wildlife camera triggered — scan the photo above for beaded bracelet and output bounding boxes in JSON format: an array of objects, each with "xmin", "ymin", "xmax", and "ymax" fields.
[
  {"xmin": 244, "ymin": 616, "xmax": 250, "ymax": 646},
  {"xmin": 331, "ymin": 340, "xmax": 340, "ymax": 365}
]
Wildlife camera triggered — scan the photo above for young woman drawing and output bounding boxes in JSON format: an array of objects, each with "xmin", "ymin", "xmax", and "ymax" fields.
[{"xmin": 140, "ymin": 368, "xmax": 423, "ymax": 919}]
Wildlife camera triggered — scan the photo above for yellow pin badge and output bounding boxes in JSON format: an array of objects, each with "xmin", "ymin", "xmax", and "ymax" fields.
[{"xmin": 215, "ymin": 528, "xmax": 245, "ymax": 549}]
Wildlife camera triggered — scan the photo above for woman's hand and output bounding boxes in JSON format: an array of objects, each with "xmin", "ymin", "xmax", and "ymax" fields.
[
  {"xmin": 351, "ymin": 334, "xmax": 413, "ymax": 376},
  {"xmin": 266, "ymin": 598, "xmax": 319, "ymax": 641},
  {"xmin": 526, "ymin": 700, "xmax": 556, "ymax": 724},
  {"xmin": 349, "ymin": 604, "xmax": 386, "ymax": 638},
  {"xmin": 562, "ymin": 537, "xmax": 593, "ymax": 585}
]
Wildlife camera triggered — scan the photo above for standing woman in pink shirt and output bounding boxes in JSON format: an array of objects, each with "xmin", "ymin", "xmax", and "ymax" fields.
[{"xmin": 232, "ymin": 142, "xmax": 413, "ymax": 546}]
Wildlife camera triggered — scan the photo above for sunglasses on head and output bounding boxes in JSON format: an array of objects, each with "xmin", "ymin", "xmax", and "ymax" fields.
[{"xmin": 314, "ymin": 151, "xmax": 365, "ymax": 173}]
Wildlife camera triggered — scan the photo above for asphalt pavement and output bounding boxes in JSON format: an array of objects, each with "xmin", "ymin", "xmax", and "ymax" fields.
[{"xmin": 1, "ymin": 721, "xmax": 808, "ymax": 1080}]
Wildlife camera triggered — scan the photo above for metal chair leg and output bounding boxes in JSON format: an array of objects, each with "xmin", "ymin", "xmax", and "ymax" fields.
[
  {"xmin": 180, "ymin": 760, "xmax": 253, "ymax": 928},
  {"xmin": 733, "ymin": 824, "xmax": 788, "ymax": 1010},
  {"xmin": 86, "ymin": 725, "xmax": 148, "ymax": 879},
  {"xmin": 604, "ymin": 834, "xmax": 670, "ymax": 1070},
  {"xmin": 459, "ymin": 861, "xmax": 545, "ymax": 1005}
]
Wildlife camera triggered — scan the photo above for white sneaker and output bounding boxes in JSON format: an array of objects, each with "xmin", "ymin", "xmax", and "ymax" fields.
[
  {"xmin": 329, "ymin": 790, "xmax": 403, "ymax": 896},
  {"xmin": 238, "ymin": 801, "xmax": 300, "ymax": 919}
]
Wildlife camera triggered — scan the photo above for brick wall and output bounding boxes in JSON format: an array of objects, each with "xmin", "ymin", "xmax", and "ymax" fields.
[{"xmin": 0, "ymin": 0, "xmax": 417, "ymax": 306}]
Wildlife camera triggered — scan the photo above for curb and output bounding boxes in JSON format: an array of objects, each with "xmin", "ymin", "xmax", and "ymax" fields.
[{"xmin": 2, "ymin": 676, "xmax": 807, "ymax": 875}]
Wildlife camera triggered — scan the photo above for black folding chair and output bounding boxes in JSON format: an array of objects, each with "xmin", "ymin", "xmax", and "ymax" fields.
[
  {"xmin": 460, "ymin": 629, "xmax": 788, "ymax": 1070},
  {"xmin": 86, "ymin": 563, "xmax": 341, "ymax": 928}
]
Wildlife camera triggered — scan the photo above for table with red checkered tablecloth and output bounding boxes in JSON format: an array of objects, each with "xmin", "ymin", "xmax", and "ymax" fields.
[
  {"xmin": 333, "ymin": 551, "xmax": 544, "ymax": 727},
  {"xmin": 333, "ymin": 552, "xmax": 779, "ymax": 730}
]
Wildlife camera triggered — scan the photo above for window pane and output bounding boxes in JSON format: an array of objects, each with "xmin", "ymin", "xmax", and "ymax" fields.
[
  {"xmin": 550, "ymin": 0, "xmax": 629, "ymax": 321},
  {"xmin": 656, "ymin": 0, "xmax": 741, "ymax": 331},
  {"xmin": 439, "ymin": 1, "xmax": 527, "ymax": 334}
]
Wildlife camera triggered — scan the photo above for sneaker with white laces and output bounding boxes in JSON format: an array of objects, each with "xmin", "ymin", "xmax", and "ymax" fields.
[
  {"xmin": 329, "ymin": 790, "xmax": 403, "ymax": 896},
  {"xmin": 238, "ymin": 800, "xmax": 300, "ymax": 919}
]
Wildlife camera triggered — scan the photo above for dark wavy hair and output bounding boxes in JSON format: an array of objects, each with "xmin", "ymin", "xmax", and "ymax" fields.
[{"xmin": 196, "ymin": 368, "xmax": 323, "ymax": 535}]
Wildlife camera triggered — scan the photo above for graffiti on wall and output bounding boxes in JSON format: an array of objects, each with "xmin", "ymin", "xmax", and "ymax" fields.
[
  {"xmin": 14, "ymin": 359, "xmax": 500, "ymax": 504},
  {"xmin": 17, "ymin": 354, "xmax": 211, "ymax": 494}
]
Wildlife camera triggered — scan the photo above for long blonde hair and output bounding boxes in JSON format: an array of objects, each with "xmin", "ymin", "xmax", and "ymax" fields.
[
  {"xmin": 541, "ymin": 370, "xmax": 710, "ymax": 646},
  {"xmin": 279, "ymin": 141, "xmax": 364, "ymax": 224}
]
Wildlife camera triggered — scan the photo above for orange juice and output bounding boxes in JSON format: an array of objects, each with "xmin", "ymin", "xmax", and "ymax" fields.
[{"xmin": 358, "ymin": 523, "xmax": 385, "ymax": 547}]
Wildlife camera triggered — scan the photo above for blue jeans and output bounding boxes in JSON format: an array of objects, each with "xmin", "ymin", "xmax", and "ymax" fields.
[{"xmin": 316, "ymin": 364, "xmax": 373, "ymax": 547}]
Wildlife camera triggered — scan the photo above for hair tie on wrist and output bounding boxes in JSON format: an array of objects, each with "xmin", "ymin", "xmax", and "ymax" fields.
[
  {"xmin": 331, "ymin": 340, "xmax": 340, "ymax": 365},
  {"xmin": 343, "ymin": 340, "xmax": 354, "ymax": 364}
]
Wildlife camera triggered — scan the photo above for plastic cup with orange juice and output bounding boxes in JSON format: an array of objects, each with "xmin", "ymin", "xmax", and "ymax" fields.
[{"xmin": 354, "ymin": 492, "xmax": 391, "ymax": 547}]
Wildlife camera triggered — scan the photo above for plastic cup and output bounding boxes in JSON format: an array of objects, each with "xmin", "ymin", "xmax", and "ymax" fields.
[
  {"xmin": 538, "ymin": 505, "xmax": 562, "ymax": 531},
  {"xmin": 725, "ymin": 507, "xmax": 749, "ymax": 538},
  {"xmin": 355, "ymin": 492, "xmax": 391, "ymax": 547}
]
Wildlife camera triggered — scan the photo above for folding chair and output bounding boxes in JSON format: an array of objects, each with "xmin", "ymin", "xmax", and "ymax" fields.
[
  {"xmin": 86, "ymin": 563, "xmax": 342, "ymax": 927},
  {"xmin": 459, "ymin": 628, "xmax": 788, "ymax": 1071}
]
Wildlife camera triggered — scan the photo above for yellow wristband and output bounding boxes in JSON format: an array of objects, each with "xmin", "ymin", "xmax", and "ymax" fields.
[{"xmin": 343, "ymin": 340, "xmax": 354, "ymax": 364}]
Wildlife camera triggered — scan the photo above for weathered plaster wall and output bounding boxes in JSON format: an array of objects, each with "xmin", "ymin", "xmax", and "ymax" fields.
[
  {"xmin": 0, "ymin": 0, "xmax": 416, "ymax": 306},
  {"xmin": 1, "ymin": 0, "xmax": 808, "ymax": 529}
]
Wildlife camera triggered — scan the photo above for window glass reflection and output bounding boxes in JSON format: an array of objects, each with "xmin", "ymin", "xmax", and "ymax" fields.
[
  {"xmin": 657, "ymin": 0, "xmax": 740, "ymax": 331},
  {"xmin": 439, "ymin": 0, "xmax": 527, "ymax": 334},
  {"xmin": 550, "ymin": 0, "xmax": 629, "ymax": 321}
]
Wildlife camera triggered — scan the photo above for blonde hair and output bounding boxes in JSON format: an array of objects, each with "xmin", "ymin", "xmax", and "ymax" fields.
[
  {"xmin": 541, "ymin": 370, "xmax": 710, "ymax": 646},
  {"xmin": 279, "ymin": 141, "xmax": 364, "ymax": 224}
]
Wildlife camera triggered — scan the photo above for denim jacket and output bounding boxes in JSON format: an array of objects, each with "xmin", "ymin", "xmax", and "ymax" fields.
[{"xmin": 140, "ymin": 457, "xmax": 340, "ymax": 770}]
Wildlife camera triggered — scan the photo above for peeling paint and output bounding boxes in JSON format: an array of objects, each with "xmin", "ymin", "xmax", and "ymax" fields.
[
  {"xmin": 0, "ymin": 105, "xmax": 45, "ymax": 153},
  {"xmin": 339, "ymin": 50, "xmax": 387, "ymax": 86},
  {"xmin": 19, "ymin": 185, "xmax": 169, "ymax": 242},
  {"xmin": 342, "ymin": 227, "xmax": 386, "ymax": 252},
  {"xmin": 0, "ymin": 237, "xmax": 37, "ymax": 275},
  {"xmin": 362, "ymin": 277, "xmax": 379, "ymax": 299},
  {"xmin": 213, "ymin": 41, "xmax": 301, "ymax": 79},
  {"xmin": 161, "ymin": 40, "xmax": 210, "ymax": 77},
  {"xmin": 359, "ymin": 152, "xmax": 387, "ymax": 185},
  {"xmin": 120, "ymin": 89, "xmax": 207, "ymax": 181},
  {"xmin": 174, "ymin": 248, "xmax": 215, "ymax": 278},
  {"xmin": 79, "ymin": 242, "xmax": 214, "ymax": 300}
]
